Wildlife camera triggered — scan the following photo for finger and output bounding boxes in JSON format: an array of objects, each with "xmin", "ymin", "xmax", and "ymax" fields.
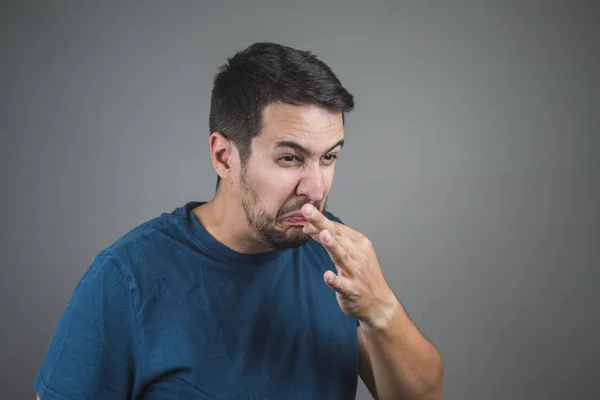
[
  {"xmin": 302, "ymin": 221, "xmax": 320, "ymax": 238},
  {"xmin": 303, "ymin": 222, "xmax": 337, "ymax": 246},
  {"xmin": 302, "ymin": 224, "xmax": 323, "ymax": 246},
  {"xmin": 320, "ymin": 229, "xmax": 355, "ymax": 276},
  {"xmin": 301, "ymin": 205, "xmax": 360, "ymax": 242},
  {"xmin": 324, "ymin": 270, "xmax": 353, "ymax": 295},
  {"xmin": 301, "ymin": 204, "xmax": 338, "ymax": 236}
]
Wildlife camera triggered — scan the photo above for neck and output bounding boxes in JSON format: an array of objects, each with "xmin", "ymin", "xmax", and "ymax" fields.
[{"xmin": 192, "ymin": 189, "xmax": 274, "ymax": 254}]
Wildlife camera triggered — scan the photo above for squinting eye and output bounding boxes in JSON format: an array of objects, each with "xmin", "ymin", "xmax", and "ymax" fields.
[
  {"xmin": 322, "ymin": 154, "xmax": 338, "ymax": 162},
  {"xmin": 279, "ymin": 155, "xmax": 300, "ymax": 163}
]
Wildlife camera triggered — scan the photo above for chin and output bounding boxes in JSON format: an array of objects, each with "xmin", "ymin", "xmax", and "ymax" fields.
[
  {"xmin": 270, "ymin": 229, "xmax": 312, "ymax": 250},
  {"xmin": 284, "ymin": 236, "xmax": 312, "ymax": 249}
]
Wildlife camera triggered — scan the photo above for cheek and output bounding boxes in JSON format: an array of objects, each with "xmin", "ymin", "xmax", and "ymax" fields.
[
  {"xmin": 251, "ymin": 170, "xmax": 299, "ymax": 207},
  {"xmin": 272, "ymin": 176, "xmax": 301, "ymax": 204},
  {"xmin": 254, "ymin": 168, "xmax": 298, "ymax": 191},
  {"xmin": 279, "ymin": 174, "xmax": 300, "ymax": 189},
  {"xmin": 276, "ymin": 168, "xmax": 335, "ymax": 196}
]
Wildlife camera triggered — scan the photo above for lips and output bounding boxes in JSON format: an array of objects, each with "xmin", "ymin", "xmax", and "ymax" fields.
[
  {"xmin": 283, "ymin": 212, "xmax": 304, "ymax": 219},
  {"xmin": 282, "ymin": 212, "xmax": 308, "ymax": 224},
  {"xmin": 286, "ymin": 217, "xmax": 306, "ymax": 222}
]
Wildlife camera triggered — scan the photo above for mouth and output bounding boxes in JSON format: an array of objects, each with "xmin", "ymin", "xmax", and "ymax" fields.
[{"xmin": 281, "ymin": 212, "xmax": 308, "ymax": 225}]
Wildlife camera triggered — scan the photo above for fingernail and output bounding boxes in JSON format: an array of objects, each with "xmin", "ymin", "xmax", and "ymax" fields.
[
  {"xmin": 323, "ymin": 230, "xmax": 333, "ymax": 244},
  {"xmin": 303, "ymin": 204, "xmax": 314, "ymax": 216},
  {"xmin": 327, "ymin": 272, "xmax": 334, "ymax": 282}
]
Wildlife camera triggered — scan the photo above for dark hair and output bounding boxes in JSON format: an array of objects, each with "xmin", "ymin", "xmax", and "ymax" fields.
[{"xmin": 209, "ymin": 42, "xmax": 355, "ymax": 190}]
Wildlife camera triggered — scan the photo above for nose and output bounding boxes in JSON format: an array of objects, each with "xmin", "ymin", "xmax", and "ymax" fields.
[{"xmin": 296, "ymin": 163, "xmax": 325, "ymax": 203}]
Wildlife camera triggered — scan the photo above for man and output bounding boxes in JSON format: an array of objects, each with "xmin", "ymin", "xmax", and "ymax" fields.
[{"xmin": 35, "ymin": 42, "xmax": 443, "ymax": 399}]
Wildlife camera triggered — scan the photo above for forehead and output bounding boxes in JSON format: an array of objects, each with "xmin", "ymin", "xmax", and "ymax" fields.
[{"xmin": 255, "ymin": 102, "xmax": 344, "ymax": 149}]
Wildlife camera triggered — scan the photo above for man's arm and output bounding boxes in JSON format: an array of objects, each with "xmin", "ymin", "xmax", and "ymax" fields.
[
  {"xmin": 357, "ymin": 300, "xmax": 444, "ymax": 400},
  {"xmin": 299, "ymin": 204, "xmax": 443, "ymax": 400},
  {"xmin": 358, "ymin": 328, "xmax": 378, "ymax": 398},
  {"xmin": 34, "ymin": 255, "xmax": 137, "ymax": 399}
]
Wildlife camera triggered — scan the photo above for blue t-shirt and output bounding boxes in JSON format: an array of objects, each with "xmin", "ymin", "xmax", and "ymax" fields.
[{"xmin": 35, "ymin": 201, "xmax": 359, "ymax": 399}]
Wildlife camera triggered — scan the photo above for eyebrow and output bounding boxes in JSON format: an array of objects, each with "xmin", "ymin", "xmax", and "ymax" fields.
[{"xmin": 274, "ymin": 139, "xmax": 344, "ymax": 157}]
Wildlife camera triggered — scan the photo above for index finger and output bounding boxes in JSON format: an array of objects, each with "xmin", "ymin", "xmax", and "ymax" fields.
[{"xmin": 301, "ymin": 204, "xmax": 339, "ymax": 235}]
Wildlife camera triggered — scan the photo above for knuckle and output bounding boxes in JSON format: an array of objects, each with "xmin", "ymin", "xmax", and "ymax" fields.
[
  {"xmin": 341, "ymin": 252, "xmax": 351, "ymax": 264},
  {"xmin": 359, "ymin": 235, "xmax": 372, "ymax": 247}
]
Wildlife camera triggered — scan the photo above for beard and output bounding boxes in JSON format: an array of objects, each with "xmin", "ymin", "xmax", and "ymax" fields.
[{"xmin": 239, "ymin": 169, "xmax": 327, "ymax": 250}]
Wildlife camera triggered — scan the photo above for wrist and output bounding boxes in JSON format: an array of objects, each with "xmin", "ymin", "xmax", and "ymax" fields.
[{"xmin": 361, "ymin": 290, "xmax": 401, "ymax": 331}]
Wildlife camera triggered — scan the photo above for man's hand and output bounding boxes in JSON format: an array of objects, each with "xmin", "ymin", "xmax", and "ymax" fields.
[
  {"xmin": 301, "ymin": 204, "xmax": 399, "ymax": 329},
  {"xmin": 302, "ymin": 204, "xmax": 444, "ymax": 399}
]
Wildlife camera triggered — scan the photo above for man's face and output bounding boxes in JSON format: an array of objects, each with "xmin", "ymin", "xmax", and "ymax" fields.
[{"xmin": 237, "ymin": 102, "xmax": 344, "ymax": 250}]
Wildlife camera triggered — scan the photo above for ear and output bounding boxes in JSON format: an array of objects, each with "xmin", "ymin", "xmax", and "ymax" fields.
[{"xmin": 209, "ymin": 132, "xmax": 237, "ymax": 184}]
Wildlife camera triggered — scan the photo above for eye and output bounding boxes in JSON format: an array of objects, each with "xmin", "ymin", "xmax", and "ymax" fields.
[
  {"xmin": 322, "ymin": 154, "xmax": 338, "ymax": 165},
  {"xmin": 278, "ymin": 155, "xmax": 301, "ymax": 164}
]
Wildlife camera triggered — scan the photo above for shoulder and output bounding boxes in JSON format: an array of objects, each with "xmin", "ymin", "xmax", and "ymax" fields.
[
  {"xmin": 106, "ymin": 207, "xmax": 187, "ymax": 253},
  {"xmin": 81, "ymin": 206, "xmax": 192, "ymax": 305},
  {"xmin": 100, "ymin": 205, "xmax": 193, "ymax": 275}
]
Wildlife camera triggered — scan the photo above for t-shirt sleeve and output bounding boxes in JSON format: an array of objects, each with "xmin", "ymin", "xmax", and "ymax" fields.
[{"xmin": 35, "ymin": 254, "xmax": 138, "ymax": 400}]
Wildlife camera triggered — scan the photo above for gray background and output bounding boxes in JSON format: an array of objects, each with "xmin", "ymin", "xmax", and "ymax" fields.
[{"xmin": 2, "ymin": 1, "xmax": 599, "ymax": 399}]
